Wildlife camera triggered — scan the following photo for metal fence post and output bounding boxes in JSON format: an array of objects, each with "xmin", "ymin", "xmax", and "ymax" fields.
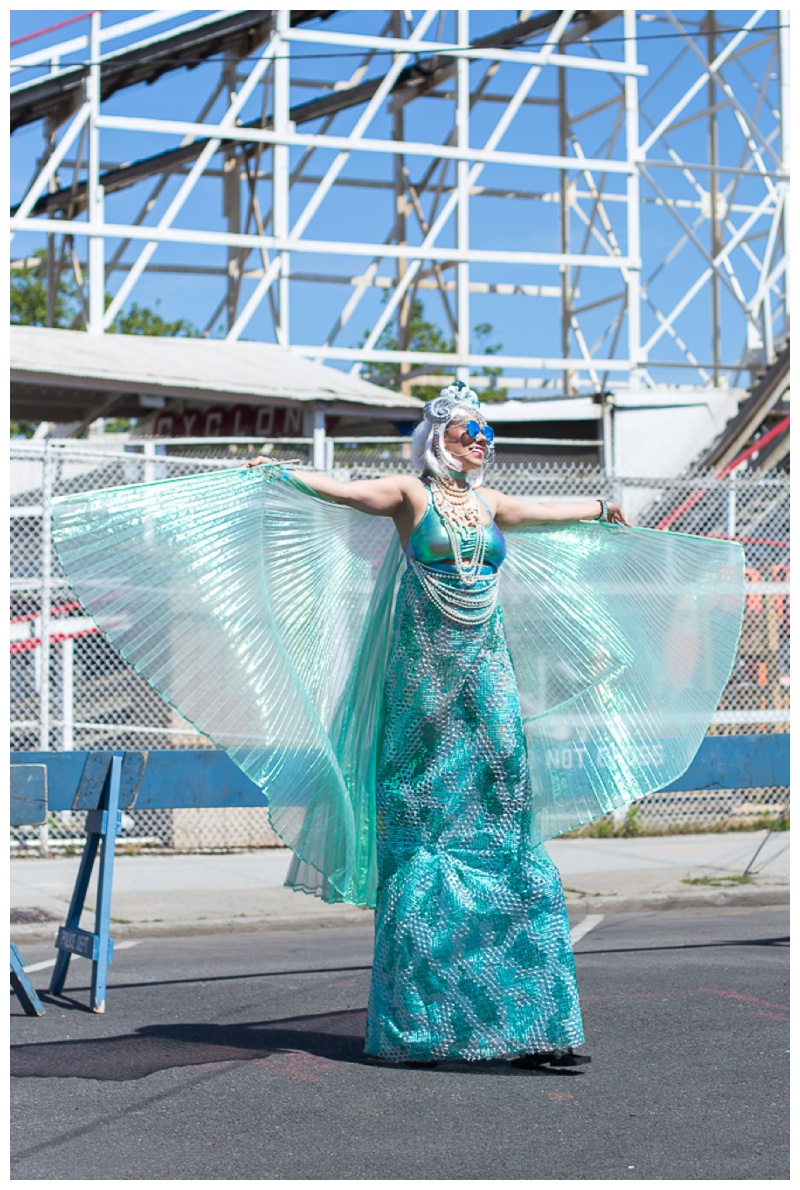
[
  {"xmin": 61, "ymin": 637, "xmax": 74, "ymax": 751},
  {"xmin": 87, "ymin": 11, "xmax": 105, "ymax": 335},
  {"xmin": 38, "ymin": 444, "xmax": 54, "ymax": 851},
  {"xmin": 39, "ymin": 444, "xmax": 52, "ymax": 753},
  {"xmin": 143, "ymin": 438, "xmax": 157, "ymax": 483},
  {"xmin": 311, "ymin": 409, "xmax": 328, "ymax": 470},
  {"xmin": 727, "ymin": 476, "xmax": 737, "ymax": 540}
]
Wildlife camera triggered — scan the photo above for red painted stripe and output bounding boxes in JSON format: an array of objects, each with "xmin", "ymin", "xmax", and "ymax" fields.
[
  {"xmin": 11, "ymin": 11, "xmax": 98, "ymax": 47},
  {"xmin": 655, "ymin": 415, "xmax": 790, "ymax": 531},
  {"xmin": 10, "ymin": 602, "xmax": 82, "ymax": 625},
  {"xmin": 654, "ymin": 488, "xmax": 707, "ymax": 531},
  {"xmin": 50, "ymin": 627, "xmax": 99, "ymax": 645},
  {"xmin": 716, "ymin": 416, "xmax": 790, "ymax": 477},
  {"xmin": 10, "ymin": 625, "xmax": 98, "ymax": 652},
  {"xmin": 708, "ymin": 535, "xmax": 790, "ymax": 548},
  {"xmin": 694, "ymin": 987, "xmax": 790, "ymax": 1012}
]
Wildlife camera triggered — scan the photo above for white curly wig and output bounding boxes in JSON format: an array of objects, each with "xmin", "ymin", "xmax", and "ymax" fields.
[{"xmin": 410, "ymin": 380, "xmax": 494, "ymax": 489}]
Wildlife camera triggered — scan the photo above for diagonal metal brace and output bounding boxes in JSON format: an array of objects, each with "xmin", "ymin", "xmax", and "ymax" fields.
[{"xmin": 49, "ymin": 752, "xmax": 124, "ymax": 1012}]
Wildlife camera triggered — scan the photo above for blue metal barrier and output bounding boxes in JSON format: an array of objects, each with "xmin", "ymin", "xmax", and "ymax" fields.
[
  {"xmin": 10, "ymin": 735, "xmax": 789, "ymax": 1013},
  {"xmin": 11, "ymin": 748, "xmax": 266, "ymax": 811},
  {"xmin": 661, "ymin": 733, "xmax": 789, "ymax": 793},
  {"xmin": 10, "ymin": 764, "xmax": 48, "ymax": 1016}
]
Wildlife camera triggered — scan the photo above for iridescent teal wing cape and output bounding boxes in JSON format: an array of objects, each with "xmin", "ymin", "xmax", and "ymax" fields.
[{"xmin": 51, "ymin": 467, "xmax": 744, "ymax": 906}]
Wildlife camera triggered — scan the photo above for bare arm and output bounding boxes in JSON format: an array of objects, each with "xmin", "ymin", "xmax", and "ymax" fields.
[
  {"xmin": 245, "ymin": 456, "xmax": 413, "ymax": 518},
  {"xmin": 490, "ymin": 489, "xmax": 629, "ymax": 529}
]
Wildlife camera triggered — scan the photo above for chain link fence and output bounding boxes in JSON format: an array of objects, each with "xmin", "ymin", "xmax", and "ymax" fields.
[{"xmin": 11, "ymin": 438, "xmax": 789, "ymax": 852}]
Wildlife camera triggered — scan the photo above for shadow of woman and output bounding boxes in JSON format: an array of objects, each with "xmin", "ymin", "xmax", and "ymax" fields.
[
  {"xmin": 12, "ymin": 1003, "xmax": 586, "ymax": 1081},
  {"xmin": 11, "ymin": 1007, "xmax": 370, "ymax": 1082}
]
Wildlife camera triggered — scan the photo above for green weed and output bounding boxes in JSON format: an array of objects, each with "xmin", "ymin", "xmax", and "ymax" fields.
[{"xmin": 680, "ymin": 874, "xmax": 755, "ymax": 887}]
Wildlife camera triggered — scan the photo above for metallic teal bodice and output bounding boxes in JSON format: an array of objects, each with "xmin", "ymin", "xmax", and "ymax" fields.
[{"xmin": 405, "ymin": 484, "xmax": 507, "ymax": 572}]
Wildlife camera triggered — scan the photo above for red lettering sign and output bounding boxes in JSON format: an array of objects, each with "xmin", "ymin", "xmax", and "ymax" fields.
[
  {"xmin": 204, "ymin": 406, "xmax": 227, "ymax": 436},
  {"xmin": 153, "ymin": 412, "xmax": 176, "ymax": 436},
  {"xmin": 229, "ymin": 404, "xmax": 254, "ymax": 436},
  {"xmin": 180, "ymin": 409, "xmax": 201, "ymax": 436},
  {"xmin": 254, "ymin": 406, "xmax": 275, "ymax": 436},
  {"xmin": 151, "ymin": 403, "xmax": 308, "ymax": 438},
  {"xmin": 283, "ymin": 407, "xmax": 303, "ymax": 436}
]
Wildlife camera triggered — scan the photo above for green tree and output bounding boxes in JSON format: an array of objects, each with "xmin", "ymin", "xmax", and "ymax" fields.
[
  {"xmin": 11, "ymin": 250, "xmax": 200, "ymax": 338},
  {"xmin": 10, "ymin": 252, "xmax": 64, "ymax": 434},
  {"xmin": 10, "ymin": 419, "xmax": 41, "ymax": 439},
  {"xmin": 10, "ymin": 248, "xmax": 82, "ymax": 330},
  {"xmin": 362, "ymin": 297, "xmax": 506, "ymax": 402},
  {"xmin": 111, "ymin": 300, "xmax": 197, "ymax": 339},
  {"xmin": 10, "ymin": 251, "xmax": 199, "ymax": 436}
]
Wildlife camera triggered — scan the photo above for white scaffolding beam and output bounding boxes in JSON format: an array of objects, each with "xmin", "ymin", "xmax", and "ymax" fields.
[{"xmin": 10, "ymin": 9, "xmax": 789, "ymax": 395}]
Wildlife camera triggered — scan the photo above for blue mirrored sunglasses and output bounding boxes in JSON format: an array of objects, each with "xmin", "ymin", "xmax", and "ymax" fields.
[{"xmin": 464, "ymin": 419, "xmax": 494, "ymax": 445}]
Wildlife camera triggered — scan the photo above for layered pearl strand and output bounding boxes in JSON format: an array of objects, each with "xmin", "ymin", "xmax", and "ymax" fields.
[
  {"xmin": 410, "ymin": 475, "xmax": 499, "ymax": 625},
  {"xmin": 430, "ymin": 477, "xmax": 487, "ymax": 588},
  {"xmin": 430, "ymin": 475, "xmax": 481, "ymax": 531},
  {"xmin": 409, "ymin": 558, "xmax": 498, "ymax": 626}
]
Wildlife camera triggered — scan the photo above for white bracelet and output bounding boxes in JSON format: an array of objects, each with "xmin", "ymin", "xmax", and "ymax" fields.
[{"xmin": 596, "ymin": 499, "xmax": 608, "ymax": 521}]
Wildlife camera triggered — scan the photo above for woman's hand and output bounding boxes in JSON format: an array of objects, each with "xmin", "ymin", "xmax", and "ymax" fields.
[
  {"xmin": 605, "ymin": 502, "xmax": 630, "ymax": 526},
  {"xmin": 244, "ymin": 455, "xmax": 276, "ymax": 468}
]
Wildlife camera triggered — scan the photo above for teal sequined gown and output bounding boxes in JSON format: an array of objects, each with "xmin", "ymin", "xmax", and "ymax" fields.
[
  {"xmin": 49, "ymin": 467, "xmax": 745, "ymax": 1061},
  {"xmin": 366, "ymin": 489, "xmax": 582, "ymax": 1061}
]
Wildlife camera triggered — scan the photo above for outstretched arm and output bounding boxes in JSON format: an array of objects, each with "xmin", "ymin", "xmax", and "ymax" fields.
[
  {"xmin": 245, "ymin": 456, "xmax": 410, "ymax": 517},
  {"xmin": 492, "ymin": 490, "xmax": 629, "ymax": 529}
]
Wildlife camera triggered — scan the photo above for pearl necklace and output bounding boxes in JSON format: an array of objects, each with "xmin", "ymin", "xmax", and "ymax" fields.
[
  {"xmin": 430, "ymin": 475, "xmax": 481, "ymax": 531},
  {"xmin": 430, "ymin": 477, "xmax": 487, "ymax": 588},
  {"xmin": 409, "ymin": 558, "xmax": 498, "ymax": 626},
  {"xmin": 408, "ymin": 476, "xmax": 500, "ymax": 623}
]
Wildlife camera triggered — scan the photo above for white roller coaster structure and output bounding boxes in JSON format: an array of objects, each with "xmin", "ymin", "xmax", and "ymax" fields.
[{"xmin": 10, "ymin": 8, "xmax": 789, "ymax": 399}]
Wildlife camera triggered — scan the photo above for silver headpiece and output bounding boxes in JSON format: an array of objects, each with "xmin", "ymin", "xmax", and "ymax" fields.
[{"xmin": 423, "ymin": 379, "xmax": 481, "ymax": 425}]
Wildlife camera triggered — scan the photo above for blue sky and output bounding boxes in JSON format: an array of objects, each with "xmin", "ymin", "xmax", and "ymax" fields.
[{"xmin": 10, "ymin": 8, "xmax": 786, "ymax": 390}]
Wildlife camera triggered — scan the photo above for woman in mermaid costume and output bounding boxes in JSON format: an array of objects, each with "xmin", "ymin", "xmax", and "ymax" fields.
[{"xmin": 51, "ymin": 379, "xmax": 744, "ymax": 1070}]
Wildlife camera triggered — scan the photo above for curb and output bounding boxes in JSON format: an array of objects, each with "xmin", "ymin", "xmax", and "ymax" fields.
[
  {"xmin": 11, "ymin": 909, "xmax": 375, "ymax": 947},
  {"xmin": 10, "ymin": 886, "xmax": 788, "ymax": 946},
  {"xmin": 564, "ymin": 886, "xmax": 790, "ymax": 915}
]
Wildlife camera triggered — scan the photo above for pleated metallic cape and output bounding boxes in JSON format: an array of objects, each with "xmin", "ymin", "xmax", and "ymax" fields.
[{"xmin": 51, "ymin": 466, "xmax": 744, "ymax": 906}]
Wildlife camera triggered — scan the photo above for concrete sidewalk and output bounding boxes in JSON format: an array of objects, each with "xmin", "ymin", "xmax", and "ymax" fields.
[{"xmin": 10, "ymin": 830, "xmax": 789, "ymax": 944}]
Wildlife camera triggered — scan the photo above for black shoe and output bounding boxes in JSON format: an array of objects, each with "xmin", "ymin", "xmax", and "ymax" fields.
[
  {"xmin": 546, "ymin": 1050, "xmax": 591, "ymax": 1067},
  {"xmin": 510, "ymin": 1052, "xmax": 550, "ymax": 1069},
  {"xmin": 511, "ymin": 1048, "xmax": 591, "ymax": 1070}
]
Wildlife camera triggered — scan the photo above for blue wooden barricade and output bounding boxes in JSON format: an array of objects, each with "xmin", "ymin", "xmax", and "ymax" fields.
[
  {"xmin": 660, "ymin": 733, "xmax": 789, "ymax": 794},
  {"xmin": 10, "ymin": 735, "xmax": 789, "ymax": 1014},
  {"xmin": 10, "ymin": 764, "xmax": 48, "ymax": 1016},
  {"xmin": 47, "ymin": 753, "xmax": 127, "ymax": 1013},
  {"xmin": 9, "ymin": 749, "xmax": 267, "ymax": 1013}
]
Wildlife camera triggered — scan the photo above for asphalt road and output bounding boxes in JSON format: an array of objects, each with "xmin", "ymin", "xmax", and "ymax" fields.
[{"xmin": 11, "ymin": 906, "xmax": 789, "ymax": 1181}]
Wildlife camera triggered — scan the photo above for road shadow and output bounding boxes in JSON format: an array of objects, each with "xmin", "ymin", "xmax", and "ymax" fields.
[
  {"xmin": 102, "ymin": 962, "xmax": 374, "ymax": 994},
  {"xmin": 11, "ymin": 1007, "xmax": 583, "ymax": 1082},
  {"xmin": 579, "ymin": 934, "xmax": 789, "ymax": 956},
  {"xmin": 11, "ymin": 1008, "xmax": 367, "ymax": 1080}
]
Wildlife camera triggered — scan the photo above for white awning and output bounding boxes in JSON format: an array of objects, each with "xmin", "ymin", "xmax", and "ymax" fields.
[{"xmin": 10, "ymin": 325, "xmax": 423, "ymax": 422}]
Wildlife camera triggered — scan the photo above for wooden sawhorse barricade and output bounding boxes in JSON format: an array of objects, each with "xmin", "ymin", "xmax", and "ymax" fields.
[
  {"xmin": 10, "ymin": 749, "xmax": 267, "ymax": 1013},
  {"xmin": 11, "ymin": 736, "xmax": 789, "ymax": 1013}
]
